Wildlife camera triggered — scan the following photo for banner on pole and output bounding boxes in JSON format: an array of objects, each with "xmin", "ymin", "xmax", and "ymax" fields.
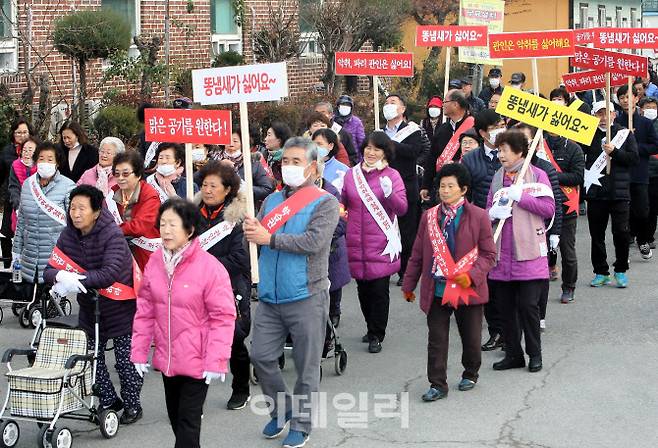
[
  {"xmin": 192, "ymin": 62, "xmax": 289, "ymax": 105},
  {"xmin": 574, "ymin": 28, "xmax": 596, "ymax": 45},
  {"xmin": 571, "ymin": 46, "xmax": 648, "ymax": 77},
  {"xmin": 415, "ymin": 25, "xmax": 488, "ymax": 47},
  {"xmin": 495, "ymin": 87, "xmax": 599, "ymax": 146},
  {"xmin": 562, "ymin": 70, "xmax": 628, "ymax": 93},
  {"xmin": 458, "ymin": 0, "xmax": 505, "ymax": 65},
  {"xmin": 144, "ymin": 109, "xmax": 232, "ymax": 145},
  {"xmin": 592, "ymin": 28, "xmax": 658, "ymax": 49},
  {"xmin": 488, "ymin": 30, "xmax": 575, "ymax": 59},
  {"xmin": 334, "ymin": 52, "xmax": 414, "ymax": 77}
]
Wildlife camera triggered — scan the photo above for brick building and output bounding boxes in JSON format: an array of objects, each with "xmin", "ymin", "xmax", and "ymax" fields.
[{"xmin": 0, "ymin": 0, "xmax": 327, "ymax": 120}]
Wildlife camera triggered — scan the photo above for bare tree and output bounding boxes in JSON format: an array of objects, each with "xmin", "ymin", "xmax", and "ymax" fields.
[{"xmin": 253, "ymin": 0, "xmax": 302, "ymax": 63}]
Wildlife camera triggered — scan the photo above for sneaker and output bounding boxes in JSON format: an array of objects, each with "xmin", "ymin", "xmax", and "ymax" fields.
[
  {"xmin": 262, "ymin": 411, "xmax": 292, "ymax": 439},
  {"xmin": 119, "ymin": 407, "xmax": 142, "ymax": 425},
  {"xmin": 560, "ymin": 289, "xmax": 575, "ymax": 304},
  {"xmin": 282, "ymin": 430, "xmax": 309, "ymax": 448},
  {"xmin": 639, "ymin": 243, "xmax": 653, "ymax": 260},
  {"xmin": 100, "ymin": 398, "xmax": 124, "ymax": 413},
  {"xmin": 590, "ymin": 274, "xmax": 612, "ymax": 287},
  {"xmin": 539, "ymin": 319, "xmax": 546, "ymax": 331},
  {"xmin": 227, "ymin": 392, "xmax": 251, "ymax": 410},
  {"xmin": 368, "ymin": 337, "xmax": 382, "ymax": 353},
  {"xmin": 614, "ymin": 272, "xmax": 628, "ymax": 288},
  {"xmin": 421, "ymin": 387, "xmax": 448, "ymax": 401},
  {"xmin": 549, "ymin": 266, "xmax": 559, "ymax": 281},
  {"xmin": 458, "ymin": 378, "xmax": 476, "ymax": 391}
]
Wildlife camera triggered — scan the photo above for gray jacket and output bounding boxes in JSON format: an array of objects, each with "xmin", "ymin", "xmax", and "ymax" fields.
[{"xmin": 13, "ymin": 172, "xmax": 76, "ymax": 282}]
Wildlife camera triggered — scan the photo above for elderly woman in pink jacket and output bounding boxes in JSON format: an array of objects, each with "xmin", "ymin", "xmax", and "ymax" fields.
[
  {"xmin": 342, "ymin": 131, "xmax": 407, "ymax": 354},
  {"xmin": 77, "ymin": 136, "xmax": 124, "ymax": 196},
  {"xmin": 131, "ymin": 198, "xmax": 236, "ymax": 448},
  {"xmin": 486, "ymin": 129, "xmax": 555, "ymax": 374}
]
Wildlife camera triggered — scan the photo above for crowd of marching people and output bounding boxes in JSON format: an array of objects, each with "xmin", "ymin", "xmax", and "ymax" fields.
[{"xmin": 1, "ymin": 66, "xmax": 657, "ymax": 448}]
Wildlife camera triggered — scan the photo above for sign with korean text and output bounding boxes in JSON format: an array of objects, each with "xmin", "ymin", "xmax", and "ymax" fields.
[
  {"xmin": 192, "ymin": 62, "xmax": 289, "ymax": 105},
  {"xmin": 574, "ymin": 28, "xmax": 596, "ymax": 45},
  {"xmin": 144, "ymin": 109, "xmax": 232, "ymax": 145},
  {"xmin": 593, "ymin": 28, "xmax": 658, "ymax": 49},
  {"xmin": 458, "ymin": 0, "xmax": 505, "ymax": 65},
  {"xmin": 562, "ymin": 70, "xmax": 628, "ymax": 94},
  {"xmin": 488, "ymin": 30, "xmax": 575, "ymax": 59},
  {"xmin": 571, "ymin": 46, "xmax": 648, "ymax": 77},
  {"xmin": 334, "ymin": 52, "xmax": 414, "ymax": 77},
  {"xmin": 495, "ymin": 88, "xmax": 599, "ymax": 146},
  {"xmin": 415, "ymin": 25, "xmax": 488, "ymax": 47}
]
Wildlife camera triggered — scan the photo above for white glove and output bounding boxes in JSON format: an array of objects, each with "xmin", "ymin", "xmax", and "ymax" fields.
[
  {"xmin": 133, "ymin": 363, "xmax": 150, "ymax": 378},
  {"xmin": 507, "ymin": 184, "xmax": 524, "ymax": 202},
  {"xmin": 549, "ymin": 235, "xmax": 560, "ymax": 250},
  {"xmin": 488, "ymin": 205, "xmax": 513, "ymax": 221},
  {"xmin": 380, "ymin": 176, "xmax": 393, "ymax": 198},
  {"xmin": 50, "ymin": 282, "xmax": 70, "ymax": 298},
  {"xmin": 203, "ymin": 371, "xmax": 226, "ymax": 385},
  {"xmin": 55, "ymin": 270, "xmax": 87, "ymax": 293}
]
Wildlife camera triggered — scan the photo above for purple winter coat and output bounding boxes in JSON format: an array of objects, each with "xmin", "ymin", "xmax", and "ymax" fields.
[
  {"xmin": 486, "ymin": 165, "xmax": 555, "ymax": 281},
  {"xmin": 337, "ymin": 115, "xmax": 366, "ymax": 151},
  {"xmin": 342, "ymin": 165, "xmax": 408, "ymax": 280},
  {"xmin": 323, "ymin": 180, "xmax": 351, "ymax": 291}
]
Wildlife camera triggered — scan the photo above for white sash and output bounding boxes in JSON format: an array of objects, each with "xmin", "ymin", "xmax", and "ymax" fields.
[
  {"xmin": 198, "ymin": 221, "xmax": 235, "ymax": 251},
  {"xmin": 331, "ymin": 122, "xmax": 342, "ymax": 135},
  {"xmin": 392, "ymin": 121, "xmax": 420, "ymax": 143},
  {"xmin": 351, "ymin": 166, "xmax": 402, "ymax": 262},
  {"xmin": 105, "ymin": 196, "xmax": 124, "ymax": 225},
  {"xmin": 584, "ymin": 129, "xmax": 630, "ymax": 192},
  {"xmin": 131, "ymin": 237, "xmax": 162, "ymax": 252},
  {"xmin": 144, "ymin": 141, "xmax": 159, "ymax": 167},
  {"xmin": 146, "ymin": 174, "xmax": 169, "ymax": 203},
  {"xmin": 28, "ymin": 175, "xmax": 66, "ymax": 226}
]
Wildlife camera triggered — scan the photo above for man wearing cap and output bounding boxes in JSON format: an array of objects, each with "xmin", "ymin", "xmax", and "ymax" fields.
[
  {"xmin": 509, "ymin": 72, "xmax": 526, "ymax": 91},
  {"xmin": 314, "ymin": 101, "xmax": 359, "ymax": 165},
  {"xmin": 479, "ymin": 68, "xmax": 503, "ymax": 105},
  {"xmin": 461, "ymin": 78, "xmax": 486, "ymax": 114},
  {"xmin": 583, "ymin": 101, "xmax": 638, "ymax": 288},
  {"xmin": 421, "ymin": 96, "xmax": 443, "ymax": 141},
  {"xmin": 333, "ymin": 95, "xmax": 366, "ymax": 152}
]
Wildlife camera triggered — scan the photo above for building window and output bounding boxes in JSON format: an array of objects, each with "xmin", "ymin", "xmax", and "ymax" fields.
[
  {"xmin": 102, "ymin": 0, "xmax": 140, "ymax": 38},
  {"xmin": 299, "ymin": 0, "xmax": 322, "ymax": 57},
  {"xmin": 578, "ymin": 3, "xmax": 588, "ymax": 29},
  {"xmin": 598, "ymin": 5, "xmax": 606, "ymax": 27},
  {"xmin": 210, "ymin": 0, "xmax": 241, "ymax": 55},
  {"xmin": 0, "ymin": 0, "xmax": 17, "ymax": 72}
]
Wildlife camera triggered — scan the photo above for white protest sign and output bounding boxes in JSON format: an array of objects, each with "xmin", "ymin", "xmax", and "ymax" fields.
[{"xmin": 192, "ymin": 62, "xmax": 289, "ymax": 105}]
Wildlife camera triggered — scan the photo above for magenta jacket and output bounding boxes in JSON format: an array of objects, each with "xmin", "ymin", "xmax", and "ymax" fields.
[
  {"xmin": 77, "ymin": 165, "xmax": 117, "ymax": 196},
  {"xmin": 131, "ymin": 239, "xmax": 236, "ymax": 377},
  {"xmin": 486, "ymin": 165, "xmax": 555, "ymax": 282},
  {"xmin": 342, "ymin": 165, "xmax": 407, "ymax": 280},
  {"xmin": 402, "ymin": 202, "xmax": 497, "ymax": 315}
]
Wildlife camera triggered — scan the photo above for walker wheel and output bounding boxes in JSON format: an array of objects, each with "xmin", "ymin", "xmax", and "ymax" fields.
[
  {"xmin": 11, "ymin": 304, "xmax": 23, "ymax": 317},
  {"xmin": 48, "ymin": 426, "xmax": 72, "ymax": 448},
  {"xmin": 29, "ymin": 307, "xmax": 43, "ymax": 329},
  {"xmin": 334, "ymin": 350, "xmax": 348, "ymax": 375},
  {"xmin": 98, "ymin": 409, "xmax": 119, "ymax": 439},
  {"xmin": 0, "ymin": 307, "xmax": 3, "ymax": 325},
  {"xmin": 59, "ymin": 298, "xmax": 72, "ymax": 316},
  {"xmin": 37, "ymin": 425, "xmax": 50, "ymax": 448},
  {"xmin": 18, "ymin": 307, "xmax": 30, "ymax": 328},
  {"xmin": 0, "ymin": 419, "xmax": 20, "ymax": 448}
]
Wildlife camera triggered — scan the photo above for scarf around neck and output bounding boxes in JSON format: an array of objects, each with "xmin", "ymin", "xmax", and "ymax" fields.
[
  {"xmin": 96, "ymin": 165, "xmax": 113, "ymax": 196},
  {"xmin": 155, "ymin": 166, "xmax": 185, "ymax": 197},
  {"xmin": 440, "ymin": 197, "xmax": 465, "ymax": 231},
  {"xmin": 162, "ymin": 241, "xmax": 192, "ymax": 278},
  {"xmin": 218, "ymin": 150, "xmax": 244, "ymax": 168}
]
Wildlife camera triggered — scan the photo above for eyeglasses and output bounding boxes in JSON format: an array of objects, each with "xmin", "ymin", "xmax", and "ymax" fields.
[{"xmin": 114, "ymin": 171, "xmax": 134, "ymax": 178}]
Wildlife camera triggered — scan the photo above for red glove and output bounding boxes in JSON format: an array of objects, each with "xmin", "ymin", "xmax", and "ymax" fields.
[
  {"xmin": 402, "ymin": 291, "xmax": 416, "ymax": 303},
  {"xmin": 452, "ymin": 273, "xmax": 472, "ymax": 289}
]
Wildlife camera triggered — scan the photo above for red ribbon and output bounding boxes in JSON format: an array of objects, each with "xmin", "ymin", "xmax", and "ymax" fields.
[
  {"xmin": 435, "ymin": 116, "xmax": 476, "ymax": 171},
  {"xmin": 260, "ymin": 186, "xmax": 328, "ymax": 234}
]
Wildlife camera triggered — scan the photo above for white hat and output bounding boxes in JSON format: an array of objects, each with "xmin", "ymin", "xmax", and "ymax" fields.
[{"xmin": 591, "ymin": 100, "xmax": 608, "ymax": 115}]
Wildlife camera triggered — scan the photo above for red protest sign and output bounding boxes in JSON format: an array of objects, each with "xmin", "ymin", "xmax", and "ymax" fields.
[
  {"xmin": 562, "ymin": 70, "xmax": 628, "ymax": 93},
  {"xmin": 144, "ymin": 109, "xmax": 232, "ymax": 145},
  {"xmin": 593, "ymin": 28, "xmax": 658, "ymax": 49},
  {"xmin": 335, "ymin": 52, "xmax": 414, "ymax": 77},
  {"xmin": 571, "ymin": 46, "xmax": 648, "ymax": 77},
  {"xmin": 574, "ymin": 28, "xmax": 597, "ymax": 45},
  {"xmin": 415, "ymin": 25, "xmax": 488, "ymax": 47},
  {"xmin": 488, "ymin": 30, "xmax": 575, "ymax": 59}
]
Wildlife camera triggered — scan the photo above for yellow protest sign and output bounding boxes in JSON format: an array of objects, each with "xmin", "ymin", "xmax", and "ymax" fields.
[
  {"xmin": 569, "ymin": 98, "xmax": 584, "ymax": 110},
  {"xmin": 458, "ymin": 0, "xmax": 505, "ymax": 65},
  {"xmin": 496, "ymin": 87, "xmax": 599, "ymax": 146}
]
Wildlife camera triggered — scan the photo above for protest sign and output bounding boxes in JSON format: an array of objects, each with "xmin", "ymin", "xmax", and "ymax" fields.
[
  {"xmin": 488, "ymin": 30, "xmax": 575, "ymax": 59},
  {"xmin": 562, "ymin": 70, "xmax": 627, "ymax": 93},
  {"xmin": 415, "ymin": 25, "xmax": 488, "ymax": 47},
  {"xmin": 144, "ymin": 109, "xmax": 231, "ymax": 145},
  {"xmin": 334, "ymin": 52, "xmax": 414, "ymax": 77},
  {"xmin": 458, "ymin": 0, "xmax": 504, "ymax": 65},
  {"xmin": 571, "ymin": 46, "xmax": 648, "ymax": 77},
  {"xmin": 593, "ymin": 28, "xmax": 658, "ymax": 49}
]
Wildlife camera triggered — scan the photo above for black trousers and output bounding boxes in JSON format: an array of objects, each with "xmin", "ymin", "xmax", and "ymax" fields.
[
  {"xmin": 0, "ymin": 237, "xmax": 11, "ymax": 268},
  {"xmin": 548, "ymin": 216, "xmax": 578, "ymax": 291},
  {"xmin": 230, "ymin": 319, "xmax": 250, "ymax": 395},
  {"xmin": 491, "ymin": 279, "xmax": 543, "ymax": 358},
  {"xmin": 398, "ymin": 184, "xmax": 419, "ymax": 278},
  {"xmin": 356, "ymin": 276, "xmax": 390, "ymax": 342},
  {"xmin": 586, "ymin": 199, "xmax": 630, "ymax": 275},
  {"xmin": 162, "ymin": 375, "xmax": 209, "ymax": 448},
  {"xmin": 629, "ymin": 183, "xmax": 651, "ymax": 245},
  {"xmin": 484, "ymin": 278, "xmax": 503, "ymax": 337},
  {"xmin": 329, "ymin": 288, "xmax": 342, "ymax": 318},
  {"xmin": 648, "ymin": 177, "xmax": 658, "ymax": 243}
]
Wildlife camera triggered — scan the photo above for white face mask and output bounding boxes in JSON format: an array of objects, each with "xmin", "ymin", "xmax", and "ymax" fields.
[
  {"xmin": 156, "ymin": 164, "xmax": 176, "ymax": 177},
  {"xmin": 488, "ymin": 128, "xmax": 505, "ymax": 146},
  {"xmin": 428, "ymin": 107, "xmax": 441, "ymax": 118},
  {"xmin": 282, "ymin": 165, "xmax": 309, "ymax": 188},
  {"xmin": 338, "ymin": 105, "xmax": 352, "ymax": 117},
  {"xmin": 383, "ymin": 104, "xmax": 399, "ymax": 121},
  {"xmin": 37, "ymin": 162, "xmax": 56, "ymax": 179},
  {"xmin": 644, "ymin": 109, "xmax": 658, "ymax": 120},
  {"xmin": 489, "ymin": 78, "xmax": 500, "ymax": 88},
  {"xmin": 192, "ymin": 149, "xmax": 206, "ymax": 162}
]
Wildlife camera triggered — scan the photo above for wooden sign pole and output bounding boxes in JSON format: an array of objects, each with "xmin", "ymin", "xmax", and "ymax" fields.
[
  {"xmin": 373, "ymin": 75, "xmax": 380, "ymax": 130},
  {"xmin": 605, "ymin": 72, "xmax": 612, "ymax": 174},
  {"xmin": 442, "ymin": 47, "xmax": 451, "ymax": 124},
  {"xmin": 628, "ymin": 75, "xmax": 634, "ymax": 131},
  {"xmin": 185, "ymin": 143, "xmax": 194, "ymax": 200},
  {"xmin": 239, "ymin": 101, "xmax": 260, "ymax": 283}
]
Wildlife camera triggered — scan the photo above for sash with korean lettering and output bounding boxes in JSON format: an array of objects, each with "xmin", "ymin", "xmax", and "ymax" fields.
[
  {"xmin": 28, "ymin": 175, "xmax": 67, "ymax": 226},
  {"xmin": 48, "ymin": 246, "xmax": 140, "ymax": 301},
  {"xmin": 146, "ymin": 174, "xmax": 169, "ymax": 203},
  {"xmin": 105, "ymin": 196, "xmax": 124, "ymax": 225},
  {"xmin": 391, "ymin": 121, "xmax": 421, "ymax": 143},
  {"xmin": 144, "ymin": 141, "xmax": 160, "ymax": 167},
  {"xmin": 352, "ymin": 165, "xmax": 402, "ymax": 262},
  {"xmin": 331, "ymin": 122, "xmax": 342, "ymax": 135},
  {"xmin": 540, "ymin": 140, "xmax": 580, "ymax": 215},
  {"xmin": 426, "ymin": 205, "xmax": 479, "ymax": 309},
  {"xmin": 198, "ymin": 221, "xmax": 236, "ymax": 251},
  {"xmin": 435, "ymin": 116, "xmax": 476, "ymax": 171},
  {"xmin": 104, "ymin": 196, "xmax": 162, "ymax": 252},
  {"xmin": 583, "ymin": 129, "xmax": 630, "ymax": 193},
  {"xmin": 261, "ymin": 186, "xmax": 329, "ymax": 234}
]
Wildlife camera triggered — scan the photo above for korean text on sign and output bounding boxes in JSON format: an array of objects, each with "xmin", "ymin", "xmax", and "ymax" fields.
[
  {"xmin": 561, "ymin": 70, "xmax": 627, "ymax": 94},
  {"xmin": 334, "ymin": 52, "xmax": 414, "ymax": 77},
  {"xmin": 144, "ymin": 109, "xmax": 232, "ymax": 145},
  {"xmin": 571, "ymin": 46, "xmax": 648, "ymax": 77},
  {"xmin": 488, "ymin": 30, "xmax": 575, "ymax": 59},
  {"xmin": 574, "ymin": 29, "xmax": 595, "ymax": 45},
  {"xmin": 458, "ymin": 0, "xmax": 504, "ymax": 65},
  {"xmin": 192, "ymin": 62, "xmax": 289, "ymax": 105},
  {"xmin": 593, "ymin": 28, "xmax": 658, "ymax": 49},
  {"xmin": 415, "ymin": 25, "xmax": 488, "ymax": 47},
  {"xmin": 495, "ymin": 87, "xmax": 599, "ymax": 146}
]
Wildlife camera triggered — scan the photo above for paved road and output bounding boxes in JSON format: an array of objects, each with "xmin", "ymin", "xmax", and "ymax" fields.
[{"xmin": 1, "ymin": 216, "xmax": 657, "ymax": 448}]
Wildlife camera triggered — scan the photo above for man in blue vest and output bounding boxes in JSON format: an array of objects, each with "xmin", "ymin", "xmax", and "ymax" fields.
[{"xmin": 244, "ymin": 136, "xmax": 339, "ymax": 448}]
